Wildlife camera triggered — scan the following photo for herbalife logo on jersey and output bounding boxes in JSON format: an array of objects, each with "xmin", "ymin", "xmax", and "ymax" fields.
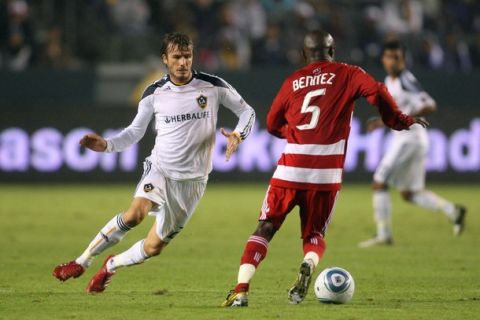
[{"xmin": 164, "ymin": 111, "xmax": 210, "ymax": 124}]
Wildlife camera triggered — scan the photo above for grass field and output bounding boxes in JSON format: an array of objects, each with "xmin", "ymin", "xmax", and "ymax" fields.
[{"xmin": 0, "ymin": 183, "xmax": 478, "ymax": 320}]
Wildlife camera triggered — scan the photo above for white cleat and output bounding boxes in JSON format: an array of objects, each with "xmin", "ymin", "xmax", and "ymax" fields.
[
  {"xmin": 288, "ymin": 259, "xmax": 314, "ymax": 305},
  {"xmin": 358, "ymin": 236, "xmax": 394, "ymax": 248}
]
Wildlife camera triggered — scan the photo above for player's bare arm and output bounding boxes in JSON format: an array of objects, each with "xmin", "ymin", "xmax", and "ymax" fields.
[{"xmin": 79, "ymin": 133, "xmax": 107, "ymax": 152}]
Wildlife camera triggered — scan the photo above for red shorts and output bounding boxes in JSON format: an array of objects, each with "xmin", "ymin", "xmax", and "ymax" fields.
[{"xmin": 259, "ymin": 185, "xmax": 339, "ymax": 239}]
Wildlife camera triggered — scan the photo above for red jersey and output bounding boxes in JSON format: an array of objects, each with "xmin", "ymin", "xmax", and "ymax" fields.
[{"xmin": 267, "ymin": 61, "xmax": 414, "ymax": 191}]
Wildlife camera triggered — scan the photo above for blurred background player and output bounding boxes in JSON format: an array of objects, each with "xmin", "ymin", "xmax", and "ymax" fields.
[
  {"xmin": 359, "ymin": 40, "xmax": 467, "ymax": 248},
  {"xmin": 52, "ymin": 32, "xmax": 255, "ymax": 293},
  {"xmin": 222, "ymin": 30, "xmax": 427, "ymax": 307}
]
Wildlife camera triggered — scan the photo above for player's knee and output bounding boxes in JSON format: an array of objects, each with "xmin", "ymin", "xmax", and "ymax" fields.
[
  {"xmin": 253, "ymin": 221, "xmax": 276, "ymax": 241},
  {"xmin": 401, "ymin": 191, "xmax": 414, "ymax": 202}
]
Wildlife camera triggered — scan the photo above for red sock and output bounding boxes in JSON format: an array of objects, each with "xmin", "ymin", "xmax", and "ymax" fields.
[
  {"xmin": 240, "ymin": 235, "xmax": 269, "ymax": 266},
  {"xmin": 234, "ymin": 235, "xmax": 269, "ymax": 293},
  {"xmin": 234, "ymin": 283, "xmax": 249, "ymax": 293},
  {"xmin": 303, "ymin": 234, "xmax": 326, "ymax": 258}
]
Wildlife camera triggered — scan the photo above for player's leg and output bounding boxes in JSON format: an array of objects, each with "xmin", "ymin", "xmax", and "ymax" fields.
[
  {"xmin": 358, "ymin": 180, "xmax": 394, "ymax": 248},
  {"xmin": 359, "ymin": 141, "xmax": 410, "ymax": 248},
  {"xmin": 401, "ymin": 190, "xmax": 467, "ymax": 235},
  {"xmin": 358, "ymin": 181, "xmax": 394, "ymax": 248},
  {"xmin": 222, "ymin": 186, "xmax": 296, "ymax": 307},
  {"xmin": 85, "ymin": 222, "xmax": 167, "ymax": 293},
  {"xmin": 52, "ymin": 197, "xmax": 154, "ymax": 281},
  {"xmin": 53, "ymin": 158, "xmax": 161, "ymax": 282},
  {"xmin": 236, "ymin": 221, "xmax": 277, "ymax": 289},
  {"xmin": 398, "ymin": 144, "xmax": 467, "ymax": 235},
  {"xmin": 109, "ymin": 221, "xmax": 167, "ymax": 271},
  {"xmin": 222, "ymin": 221, "xmax": 277, "ymax": 307},
  {"xmin": 76, "ymin": 197, "xmax": 153, "ymax": 267},
  {"xmin": 86, "ymin": 176, "xmax": 207, "ymax": 293},
  {"xmin": 288, "ymin": 190, "xmax": 339, "ymax": 304}
]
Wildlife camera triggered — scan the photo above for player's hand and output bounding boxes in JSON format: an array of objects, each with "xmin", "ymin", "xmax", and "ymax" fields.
[
  {"xmin": 366, "ymin": 117, "xmax": 384, "ymax": 133},
  {"xmin": 411, "ymin": 117, "xmax": 429, "ymax": 128},
  {"xmin": 221, "ymin": 128, "xmax": 241, "ymax": 162},
  {"xmin": 79, "ymin": 133, "xmax": 107, "ymax": 152}
]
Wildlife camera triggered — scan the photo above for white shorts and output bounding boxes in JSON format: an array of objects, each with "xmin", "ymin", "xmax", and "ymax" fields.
[
  {"xmin": 134, "ymin": 158, "xmax": 207, "ymax": 242},
  {"xmin": 373, "ymin": 141, "xmax": 426, "ymax": 192}
]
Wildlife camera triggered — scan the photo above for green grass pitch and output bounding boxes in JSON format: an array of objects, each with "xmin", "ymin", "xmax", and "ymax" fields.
[{"xmin": 0, "ymin": 183, "xmax": 478, "ymax": 320}]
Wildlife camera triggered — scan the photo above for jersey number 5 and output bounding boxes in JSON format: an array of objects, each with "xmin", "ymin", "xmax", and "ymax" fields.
[{"xmin": 296, "ymin": 88, "xmax": 325, "ymax": 130}]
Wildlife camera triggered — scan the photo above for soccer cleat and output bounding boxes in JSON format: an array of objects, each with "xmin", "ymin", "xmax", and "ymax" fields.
[
  {"xmin": 221, "ymin": 290, "xmax": 248, "ymax": 307},
  {"xmin": 52, "ymin": 261, "xmax": 85, "ymax": 281},
  {"xmin": 288, "ymin": 260, "xmax": 314, "ymax": 304},
  {"xmin": 453, "ymin": 205, "xmax": 467, "ymax": 236},
  {"xmin": 86, "ymin": 255, "xmax": 115, "ymax": 293},
  {"xmin": 358, "ymin": 236, "xmax": 394, "ymax": 248}
]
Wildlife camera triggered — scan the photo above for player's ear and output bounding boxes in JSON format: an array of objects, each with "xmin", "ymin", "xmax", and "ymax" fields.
[
  {"xmin": 162, "ymin": 54, "xmax": 168, "ymax": 65},
  {"xmin": 329, "ymin": 47, "xmax": 335, "ymax": 60}
]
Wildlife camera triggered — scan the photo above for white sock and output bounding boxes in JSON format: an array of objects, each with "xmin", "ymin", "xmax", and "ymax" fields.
[
  {"xmin": 411, "ymin": 190, "xmax": 456, "ymax": 221},
  {"xmin": 373, "ymin": 191, "xmax": 392, "ymax": 240},
  {"xmin": 75, "ymin": 213, "xmax": 131, "ymax": 268},
  {"xmin": 237, "ymin": 264, "xmax": 256, "ymax": 284},
  {"xmin": 304, "ymin": 251, "xmax": 319, "ymax": 268},
  {"xmin": 107, "ymin": 240, "xmax": 150, "ymax": 272}
]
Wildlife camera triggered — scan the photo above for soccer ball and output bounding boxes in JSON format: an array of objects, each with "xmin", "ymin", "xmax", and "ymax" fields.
[{"xmin": 314, "ymin": 267, "xmax": 355, "ymax": 304}]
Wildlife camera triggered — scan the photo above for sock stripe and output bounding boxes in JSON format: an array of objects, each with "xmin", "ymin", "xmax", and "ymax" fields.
[
  {"xmin": 117, "ymin": 214, "xmax": 131, "ymax": 232},
  {"xmin": 249, "ymin": 235, "xmax": 269, "ymax": 245},
  {"xmin": 248, "ymin": 238, "xmax": 269, "ymax": 249},
  {"xmin": 249, "ymin": 237, "xmax": 269, "ymax": 248}
]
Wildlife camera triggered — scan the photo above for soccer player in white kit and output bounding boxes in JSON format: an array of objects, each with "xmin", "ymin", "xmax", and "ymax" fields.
[
  {"xmin": 359, "ymin": 40, "xmax": 467, "ymax": 248},
  {"xmin": 52, "ymin": 33, "xmax": 256, "ymax": 292}
]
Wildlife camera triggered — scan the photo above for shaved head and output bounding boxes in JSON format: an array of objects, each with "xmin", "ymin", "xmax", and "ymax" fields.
[{"xmin": 303, "ymin": 30, "xmax": 335, "ymax": 63}]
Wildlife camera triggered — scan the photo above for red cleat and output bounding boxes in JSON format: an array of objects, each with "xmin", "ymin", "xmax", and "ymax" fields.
[
  {"xmin": 52, "ymin": 261, "xmax": 85, "ymax": 281},
  {"xmin": 86, "ymin": 255, "xmax": 115, "ymax": 293}
]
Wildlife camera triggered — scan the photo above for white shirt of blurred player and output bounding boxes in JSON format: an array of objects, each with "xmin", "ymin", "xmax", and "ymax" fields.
[
  {"xmin": 385, "ymin": 69, "xmax": 435, "ymax": 147},
  {"xmin": 105, "ymin": 71, "xmax": 255, "ymax": 180}
]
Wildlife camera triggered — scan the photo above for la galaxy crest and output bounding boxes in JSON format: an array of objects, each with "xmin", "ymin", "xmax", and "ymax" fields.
[
  {"xmin": 196, "ymin": 94, "xmax": 208, "ymax": 109},
  {"xmin": 144, "ymin": 183, "xmax": 154, "ymax": 193}
]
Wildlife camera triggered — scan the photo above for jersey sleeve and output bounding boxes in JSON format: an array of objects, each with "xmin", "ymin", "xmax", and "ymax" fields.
[
  {"xmin": 105, "ymin": 85, "xmax": 155, "ymax": 152},
  {"xmin": 399, "ymin": 71, "xmax": 437, "ymax": 115},
  {"xmin": 218, "ymin": 81, "xmax": 256, "ymax": 141},
  {"xmin": 410, "ymin": 91, "xmax": 436, "ymax": 115},
  {"xmin": 350, "ymin": 66, "xmax": 414, "ymax": 130},
  {"xmin": 266, "ymin": 79, "xmax": 290, "ymax": 139}
]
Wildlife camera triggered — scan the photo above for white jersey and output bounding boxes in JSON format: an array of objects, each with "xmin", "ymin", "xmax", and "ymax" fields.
[
  {"xmin": 105, "ymin": 70, "xmax": 255, "ymax": 180},
  {"xmin": 385, "ymin": 69, "xmax": 435, "ymax": 146}
]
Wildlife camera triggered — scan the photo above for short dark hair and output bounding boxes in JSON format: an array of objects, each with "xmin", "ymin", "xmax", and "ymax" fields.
[
  {"xmin": 160, "ymin": 32, "xmax": 193, "ymax": 57},
  {"xmin": 382, "ymin": 40, "xmax": 406, "ymax": 57}
]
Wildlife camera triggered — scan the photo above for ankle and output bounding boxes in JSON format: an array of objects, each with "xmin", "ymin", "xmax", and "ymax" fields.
[{"xmin": 303, "ymin": 258, "xmax": 315, "ymax": 273}]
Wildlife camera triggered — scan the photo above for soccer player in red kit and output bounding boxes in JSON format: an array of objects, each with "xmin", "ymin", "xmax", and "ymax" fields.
[{"xmin": 222, "ymin": 30, "xmax": 428, "ymax": 307}]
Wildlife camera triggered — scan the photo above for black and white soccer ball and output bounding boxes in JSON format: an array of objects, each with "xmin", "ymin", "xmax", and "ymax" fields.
[{"xmin": 314, "ymin": 267, "xmax": 355, "ymax": 304}]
